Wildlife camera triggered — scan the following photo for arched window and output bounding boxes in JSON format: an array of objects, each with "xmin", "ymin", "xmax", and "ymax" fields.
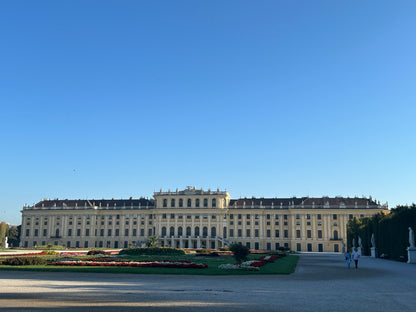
[
  {"xmin": 186, "ymin": 226, "xmax": 191, "ymax": 236},
  {"xmin": 212, "ymin": 198, "xmax": 216, "ymax": 207},
  {"xmin": 163, "ymin": 199, "xmax": 167, "ymax": 207},
  {"xmin": 195, "ymin": 226, "xmax": 200, "ymax": 236},
  {"xmin": 203, "ymin": 198, "xmax": 208, "ymax": 207},
  {"xmin": 170, "ymin": 226, "xmax": 175, "ymax": 237},
  {"xmin": 179, "ymin": 199, "xmax": 183, "ymax": 207},
  {"xmin": 211, "ymin": 227, "xmax": 216, "ymax": 237},
  {"xmin": 171, "ymin": 199, "xmax": 175, "ymax": 207},
  {"xmin": 196, "ymin": 199, "xmax": 200, "ymax": 207},
  {"xmin": 203, "ymin": 226, "xmax": 208, "ymax": 238},
  {"xmin": 333, "ymin": 230, "xmax": 338, "ymax": 240},
  {"xmin": 161, "ymin": 227, "xmax": 167, "ymax": 236},
  {"xmin": 178, "ymin": 226, "xmax": 183, "ymax": 236},
  {"xmin": 187, "ymin": 199, "xmax": 192, "ymax": 207}
]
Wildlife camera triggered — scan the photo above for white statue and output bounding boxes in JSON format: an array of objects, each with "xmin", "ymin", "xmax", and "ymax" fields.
[
  {"xmin": 371, "ymin": 233, "xmax": 375, "ymax": 247},
  {"xmin": 409, "ymin": 227, "xmax": 415, "ymax": 248},
  {"xmin": 352, "ymin": 238, "xmax": 356, "ymax": 248},
  {"xmin": 358, "ymin": 236, "xmax": 362, "ymax": 247}
]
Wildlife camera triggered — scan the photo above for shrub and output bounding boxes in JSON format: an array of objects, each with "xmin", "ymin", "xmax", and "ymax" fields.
[
  {"xmin": 87, "ymin": 250, "xmax": 107, "ymax": 256},
  {"xmin": 43, "ymin": 250, "xmax": 59, "ymax": 255},
  {"xmin": 3, "ymin": 256, "xmax": 47, "ymax": 266},
  {"xmin": 229, "ymin": 243, "xmax": 250, "ymax": 262},
  {"xmin": 119, "ymin": 247, "xmax": 185, "ymax": 256}
]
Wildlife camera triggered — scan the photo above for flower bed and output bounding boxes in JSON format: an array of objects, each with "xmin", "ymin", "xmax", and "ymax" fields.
[
  {"xmin": 218, "ymin": 260, "xmax": 267, "ymax": 271},
  {"xmin": 48, "ymin": 260, "xmax": 208, "ymax": 269}
]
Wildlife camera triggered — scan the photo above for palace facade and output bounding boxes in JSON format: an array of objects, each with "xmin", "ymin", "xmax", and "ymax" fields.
[{"xmin": 21, "ymin": 187, "xmax": 388, "ymax": 252}]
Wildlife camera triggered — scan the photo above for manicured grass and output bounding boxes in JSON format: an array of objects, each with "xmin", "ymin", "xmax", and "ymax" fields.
[{"xmin": 0, "ymin": 254, "xmax": 299, "ymax": 275}]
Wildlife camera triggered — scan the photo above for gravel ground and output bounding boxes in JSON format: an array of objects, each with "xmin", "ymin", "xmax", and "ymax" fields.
[{"xmin": 1, "ymin": 253, "xmax": 416, "ymax": 312}]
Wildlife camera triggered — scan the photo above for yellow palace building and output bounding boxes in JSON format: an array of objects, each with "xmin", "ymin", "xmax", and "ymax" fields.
[{"xmin": 21, "ymin": 186, "xmax": 388, "ymax": 252}]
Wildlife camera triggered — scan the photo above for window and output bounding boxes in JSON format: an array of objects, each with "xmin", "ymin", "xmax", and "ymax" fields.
[
  {"xmin": 307, "ymin": 230, "xmax": 311, "ymax": 238},
  {"xmin": 229, "ymin": 229, "xmax": 234, "ymax": 237},
  {"xmin": 43, "ymin": 229, "xmax": 47, "ymax": 236},
  {"xmin": 179, "ymin": 199, "xmax": 183, "ymax": 207},
  {"xmin": 163, "ymin": 199, "xmax": 167, "ymax": 207},
  {"xmin": 275, "ymin": 229, "xmax": 280, "ymax": 238},
  {"xmin": 195, "ymin": 226, "xmax": 200, "ymax": 236},
  {"xmin": 297, "ymin": 243, "xmax": 301, "ymax": 252},
  {"xmin": 68, "ymin": 229, "xmax": 72, "ymax": 236},
  {"xmin": 186, "ymin": 227, "xmax": 191, "ymax": 236},
  {"xmin": 238, "ymin": 229, "xmax": 242, "ymax": 237},
  {"xmin": 148, "ymin": 228, "xmax": 152, "ymax": 236},
  {"xmin": 162, "ymin": 227, "xmax": 167, "ymax": 236},
  {"xmin": 133, "ymin": 229, "xmax": 137, "ymax": 236},
  {"xmin": 211, "ymin": 227, "xmax": 216, "ymax": 237},
  {"xmin": 333, "ymin": 222, "xmax": 338, "ymax": 226},
  {"xmin": 246, "ymin": 214, "xmax": 250, "ymax": 219},
  {"xmin": 317, "ymin": 214, "xmax": 321, "ymax": 220},
  {"xmin": 77, "ymin": 229, "xmax": 81, "ymax": 236},
  {"xmin": 296, "ymin": 230, "xmax": 301, "ymax": 238},
  {"xmin": 178, "ymin": 213, "xmax": 183, "ymax": 219},
  {"xmin": 34, "ymin": 229, "xmax": 38, "ymax": 237},
  {"xmin": 230, "ymin": 214, "xmax": 234, "ymax": 219},
  {"xmin": 178, "ymin": 227, "xmax": 183, "ymax": 236},
  {"xmin": 170, "ymin": 213, "xmax": 175, "ymax": 219},
  {"xmin": 284, "ymin": 215, "xmax": 288, "ymax": 220},
  {"xmin": 333, "ymin": 214, "xmax": 337, "ymax": 220},
  {"xmin": 275, "ymin": 214, "xmax": 279, "ymax": 220},
  {"xmin": 203, "ymin": 198, "xmax": 208, "ymax": 207},
  {"xmin": 266, "ymin": 229, "xmax": 270, "ymax": 237},
  {"xmin": 284, "ymin": 230, "xmax": 288, "ymax": 238},
  {"xmin": 307, "ymin": 214, "xmax": 311, "ymax": 219},
  {"xmin": 115, "ymin": 229, "xmax": 119, "ymax": 236},
  {"xmin": 187, "ymin": 199, "xmax": 191, "ymax": 207},
  {"xmin": 238, "ymin": 214, "xmax": 242, "ymax": 219},
  {"xmin": 162, "ymin": 214, "xmax": 167, "ymax": 219},
  {"xmin": 170, "ymin": 227, "xmax": 175, "ymax": 237},
  {"xmin": 296, "ymin": 221, "xmax": 300, "ymax": 225},
  {"xmin": 212, "ymin": 198, "xmax": 216, "ymax": 207},
  {"xmin": 247, "ymin": 221, "xmax": 250, "ymax": 226},
  {"xmin": 318, "ymin": 222, "xmax": 322, "ymax": 226},
  {"xmin": 171, "ymin": 199, "xmax": 175, "ymax": 207},
  {"xmin": 100, "ymin": 229, "xmax": 104, "ymax": 237},
  {"xmin": 203, "ymin": 227, "xmax": 208, "ymax": 238},
  {"xmin": 140, "ymin": 229, "xmax": 144, "ymax": 236},
  {"xmin": 212, "ymin": 214, "xmax": 216, "ymax": 219},
  {"xmin": 333, "ymin": 230, "xmax": 338, "ymax": 240},
  {"xmin": 246, "ymin": 229, "xmax": 251, "ymax": 237},
  {"xmin": 196, "ymin": 199, "xmax": 200, "ymax": 207},
  {"xmin": 296, "ymin": 214, "xmax": 300, "ymax": 219},
  {"xmin": 349, "ymin": 214, "xmax": 353, "ymax": 220},
  {"xmin": 86, "ymin": 229, "xmax": 89, "ymax": 236},
  {"xmin": 125, "ymin": 214, "xmax": 129, "ymax": 219},
  {"xmin": 318, "ymin": 230, "xmax": 322, "ymax": 238}
]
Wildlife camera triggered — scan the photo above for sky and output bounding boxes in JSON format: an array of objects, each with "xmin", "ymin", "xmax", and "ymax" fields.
[{"xmin": 1, "ymin": 1, "xmax": 416, "ymax": 225}]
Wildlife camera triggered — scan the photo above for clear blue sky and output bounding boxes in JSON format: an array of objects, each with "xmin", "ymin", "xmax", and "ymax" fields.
[{"xmin": 1, "ymin": 1, "xmax": 415, "ymax": 225}]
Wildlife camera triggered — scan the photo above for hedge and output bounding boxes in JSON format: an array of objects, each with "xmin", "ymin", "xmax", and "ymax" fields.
[
  {"xmin": 119, "ymin": 247, "xmax": 185, "ymax": 256},
  {"xmin": 2, "ymin": 256, "xmax": 47, "ymax": 266}
]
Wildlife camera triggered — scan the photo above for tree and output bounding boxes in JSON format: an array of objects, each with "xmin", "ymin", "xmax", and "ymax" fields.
[
  {"xmin": 7, "ymin": 226, "xmax": 20, "ymax": 247},
  {"xmin": 229, "ymin": 243, "xmax": 250, "ymax": 262},
  {"xmin": 146, "ymin": 235, "xmax": 159, "ymax": 248}
]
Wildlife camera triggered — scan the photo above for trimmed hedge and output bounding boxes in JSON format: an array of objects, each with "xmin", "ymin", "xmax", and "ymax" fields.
[
  {"xmin": 119, "ymin": 247, "xmax": 185, "ymax": 256},
  {"xmin": 3, "ymin": 256, "xmax": 47, "ymax": 266}
]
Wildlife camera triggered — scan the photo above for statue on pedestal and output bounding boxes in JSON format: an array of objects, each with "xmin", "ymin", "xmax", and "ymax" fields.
[
  {"xmin": 371, "ymin": 234, "xmax": 375, "ymax": 248},
  {"xmin": 358, "ymin": 236, "xmax": 362, "ymax": 248},
  {"xmin": 409, "ymin": 227, "xmax": 415, "ymax": 248}
]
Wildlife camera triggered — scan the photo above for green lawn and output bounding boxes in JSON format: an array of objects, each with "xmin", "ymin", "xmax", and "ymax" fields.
[{"xmin": 0, "ymin": 254, "xmax": 299, "ymax": 275}]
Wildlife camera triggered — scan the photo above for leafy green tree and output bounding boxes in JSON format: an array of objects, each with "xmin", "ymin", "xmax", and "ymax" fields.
[
  {"xmin": 7, "ymin": 225, "xmax": 20, "ymax": 247},
  {"xmin": 146, "ymin": 235, "xmax": 159, "ymax": 248},
  {"xmin": 229, "ymin": 243, "xmax": 250, "ymax": 262}
]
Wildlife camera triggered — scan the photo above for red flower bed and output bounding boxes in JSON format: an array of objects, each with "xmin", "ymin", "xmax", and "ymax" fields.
[
  {"xmin": 0, "ymin": 252, "xmax": 47, "ymax": 257},
  {"xmin": 48, "ymin": 260, "xmax": 208, "ymax": 269}
]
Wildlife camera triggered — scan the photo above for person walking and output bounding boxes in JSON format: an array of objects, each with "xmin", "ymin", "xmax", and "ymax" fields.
[
  {"xmin": 344, "ymin": 250, "xmax": 351, "ymax": 269},
  {"xmin": 352, "ymin": 248, "xmax": 360, "ymax": 269}
]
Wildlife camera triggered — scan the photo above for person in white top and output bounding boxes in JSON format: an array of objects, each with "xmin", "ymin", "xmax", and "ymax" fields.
[{"xmin": 352, "ymin": 248, "xmax": 360, "ymax": 269}]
